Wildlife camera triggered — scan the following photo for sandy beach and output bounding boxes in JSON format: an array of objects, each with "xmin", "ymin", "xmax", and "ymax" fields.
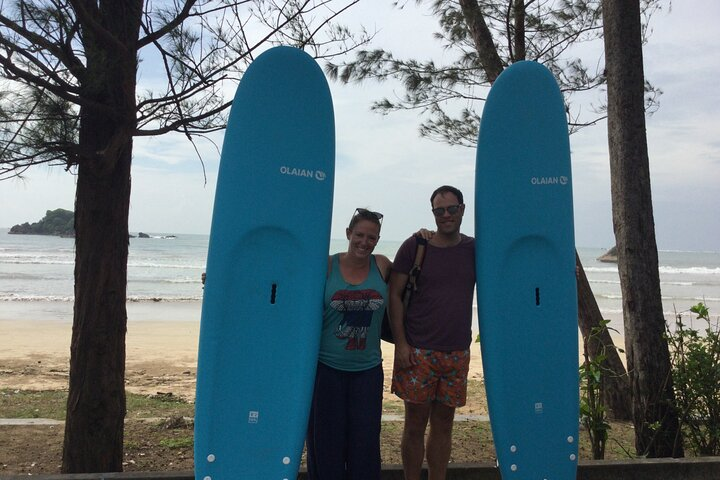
[
  {"xmin": 0, "ymin": 300, "xmax": 637, "ymax": 420},
  {"xmin": 0, "ymin": 313, "xmax": 641, "ymax": 475},
  {"xmin": 0, "ymin": 316, "xmax": 493, "ymax": 415}
]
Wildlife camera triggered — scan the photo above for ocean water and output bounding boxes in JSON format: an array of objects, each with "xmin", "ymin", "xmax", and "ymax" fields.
[{"xmin": 1, "ymin": 229, "xmax": 718, "ymax": 329}]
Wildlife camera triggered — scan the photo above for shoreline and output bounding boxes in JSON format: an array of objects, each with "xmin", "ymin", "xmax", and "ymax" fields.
[
  {"xmin": 2, "ymin": 295, "xmax": 711, "ymax": 336},
  {"xmin": 0, "ymin": 301, "xmax": 204, "ymax": 323}
]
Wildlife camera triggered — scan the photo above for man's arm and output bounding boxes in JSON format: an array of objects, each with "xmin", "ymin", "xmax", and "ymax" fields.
[{"xmin": 389, "ymin": 269, "xmax": 416, "ymax": 368}]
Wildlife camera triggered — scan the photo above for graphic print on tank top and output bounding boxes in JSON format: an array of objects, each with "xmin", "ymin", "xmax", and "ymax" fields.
[{"xmin": 329, "ymin": 289, "xmax": 384, "ymax": 350}]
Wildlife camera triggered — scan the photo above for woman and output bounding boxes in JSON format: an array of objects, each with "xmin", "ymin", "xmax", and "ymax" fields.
[{"xmin": 306, "ymin": 207, "xmax": 391, "ymax": 480}]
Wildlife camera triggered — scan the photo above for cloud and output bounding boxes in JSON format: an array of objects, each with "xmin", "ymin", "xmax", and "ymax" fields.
[
  {"xmin": 3, "ymin": 0, "xmax": 718, "ymax": 252},
  {"xmin": 129, "ymin": 166, "xmax": 216, "ymax": 235}
]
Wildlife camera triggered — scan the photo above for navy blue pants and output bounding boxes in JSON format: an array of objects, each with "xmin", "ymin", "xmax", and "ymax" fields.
[{"xmin": 306, "ymin": 362, "xmax": 383, "ymax": 480}]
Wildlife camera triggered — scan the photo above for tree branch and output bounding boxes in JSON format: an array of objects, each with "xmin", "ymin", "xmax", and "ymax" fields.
[
  {"xmin": 0, "ymin": 40, "xmax": 78, "ymax": 92},
  {"xmin": 137, "ymin": 0, "xmax": 198, "ymax": 48},
  {"xmin": 0, "ymin": 10, "xmax": 86, "ymax": 80},
  {"xmin": 0, "ymin": 53, "xmax": 117, "ymax": 118},
  {"xmin": 135, "ymin": 99, "xmax": 232, "ymax": 137}
]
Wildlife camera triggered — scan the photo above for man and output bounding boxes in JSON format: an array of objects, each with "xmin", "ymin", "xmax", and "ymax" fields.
[{"xmin": 388, "ymin": 185, "xmax": 476, "ymax": 480}]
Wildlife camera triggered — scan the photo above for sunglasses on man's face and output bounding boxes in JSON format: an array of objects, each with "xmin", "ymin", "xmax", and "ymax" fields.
[
  {"xmin": 431, "ymin": 204, "xmax": 462, "ymax": 217},
  {"xmin": 353, "ymin": 208, "xmax": 384, "ymax": 224}
]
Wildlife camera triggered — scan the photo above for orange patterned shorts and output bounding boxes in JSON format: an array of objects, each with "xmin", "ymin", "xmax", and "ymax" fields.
[{"xmin": 391, "ymin": 348, "xmax": 470, "ymax": 407}]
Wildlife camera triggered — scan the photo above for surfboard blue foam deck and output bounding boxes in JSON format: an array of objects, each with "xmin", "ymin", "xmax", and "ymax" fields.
[
  {"xmin": 475, "ymin": 61, "xmax": 579, "ymax": 480},
  {"xmin": 194, "ymin": 46, "xmax": 334, "ymax": 480}
]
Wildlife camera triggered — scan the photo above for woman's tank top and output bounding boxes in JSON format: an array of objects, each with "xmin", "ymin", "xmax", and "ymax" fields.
[{"xmin": 318, "ymin": 254, "xmax": 387, "ymax": 371}]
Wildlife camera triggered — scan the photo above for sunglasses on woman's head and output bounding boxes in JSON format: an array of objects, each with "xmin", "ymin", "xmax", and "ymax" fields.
[{"xmin": 353, "ymin": 208, "xmax": 383, "ymax": 224}]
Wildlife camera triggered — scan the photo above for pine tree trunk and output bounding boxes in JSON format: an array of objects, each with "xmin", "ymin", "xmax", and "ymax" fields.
[
  {"xmin": 601, "ymin": 0, "xmax": 683, "ymax": 457},
  {"xmin": 61, "ymin": 1, "xmax": 142, "ymax": 472},
  {"xmin": 62, "ymin": 140, "xmax": 132, "ymax": 473},
  {"xmin": 576, "ymin": 252, "xmax": 632, "ymax": 421}
]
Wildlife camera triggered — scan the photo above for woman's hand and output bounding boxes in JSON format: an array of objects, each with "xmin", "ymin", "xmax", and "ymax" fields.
[{"xmin": 414, "ymin": 228, "xmax": 435, "ymax": 241}]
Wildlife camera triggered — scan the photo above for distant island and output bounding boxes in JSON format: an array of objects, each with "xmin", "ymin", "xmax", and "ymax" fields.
[
  {"xmin": 136, "ymin": 232, "xmax": 176, "ymax": 239},
  {"xmin": 8, "ymin": 210, "xmax": 173, "ymax": 239},
  {"xmin": 597, "ymin": 245, "xmax": 618, "ymax": 263},
  {"xmin": 9, "ymin": 208, "xmax": 75, "ymax": 237}
]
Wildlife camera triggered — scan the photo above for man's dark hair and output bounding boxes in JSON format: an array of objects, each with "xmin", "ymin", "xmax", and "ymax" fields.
[{"xmin": 430, "ymin": 185, "xmax": 464, "ymax": 205}]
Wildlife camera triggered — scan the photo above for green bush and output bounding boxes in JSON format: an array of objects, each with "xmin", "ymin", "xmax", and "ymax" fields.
[
  {"xmin": 580, "ymin": 318, "xmax": 616, "ymax": 459},
  {"xmin": 667, "ymin": 303, "xmax": 720, "ymax": 456}
]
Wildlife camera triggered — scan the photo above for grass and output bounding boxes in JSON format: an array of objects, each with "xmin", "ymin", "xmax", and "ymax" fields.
[
  {"xmin": 126, "ymin": 392, "xmax": 194, "ymax": 419},
  {"xmin": 1, "ymin": 387, "xmax": 641, "ymax": 463},
  {"xmin": 382, "ymin": 399, "xmax": 405, "ymax": 415},
  {"xmin": 159, "ymin": 437, "xmax": 194, "ymax": 449},
  {"xmin": 0, "ymin": 388, "xmax": 194, "ymax": 420},
  {"xmin": 0, "ymin": 389, "xmax": 67, "ymax": 420}
]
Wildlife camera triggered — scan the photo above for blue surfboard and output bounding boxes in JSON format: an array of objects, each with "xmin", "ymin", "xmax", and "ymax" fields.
[
  {"xmin": 475, "ymin": 61, "xmax": 579, "ymax": 479},
  {"xmin": 194, "ymin": 46, "xmax": 334, "ymax": 480}
]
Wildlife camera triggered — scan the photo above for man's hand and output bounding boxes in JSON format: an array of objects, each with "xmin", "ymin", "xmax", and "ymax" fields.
[{"xmin": 394, "ymin": 341, "xmax": 417, "ymax": 369}]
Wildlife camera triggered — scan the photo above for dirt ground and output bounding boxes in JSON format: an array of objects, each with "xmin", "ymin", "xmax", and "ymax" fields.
[
  {"xmin": 1, "ymin": 418, "xmax": 505, "ymax": 475},
  {"xmin": 0, "ymin": 410, "xmax": 636, "ymax": 476},
  {"xmin": 0, "ymin": 354, "xmax": 499, "ymax": 475},
  {"xmin": 0, "ymin": 355, "xmax": 637, "ymax": 476},
  {"xmin": 0, "ymin": 320, "xmax": 636, "ymax": 476}
]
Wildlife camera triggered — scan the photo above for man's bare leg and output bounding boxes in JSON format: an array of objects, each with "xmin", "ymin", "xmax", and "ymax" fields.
[
  {"xmin": 426, "ymin": 402, "xmax": 456, "ymax": 480},
  {"xmin": 401, "ymin": 401, "xmax": 431, "ymax": 480}
]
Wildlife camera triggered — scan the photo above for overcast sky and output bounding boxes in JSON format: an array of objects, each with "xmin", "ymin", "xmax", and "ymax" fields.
[{"xmin": 1, "ymin": 0, "xmax": 718, "ymax": 252}]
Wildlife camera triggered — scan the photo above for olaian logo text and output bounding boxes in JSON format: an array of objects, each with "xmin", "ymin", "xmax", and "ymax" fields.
[
  {"xmin": 531, "ymin": 176, "xmax": 569, "ymax": 186},
  {"xmin": 280, "ymin": 166, "xmax": 327, "ymax": 181}
]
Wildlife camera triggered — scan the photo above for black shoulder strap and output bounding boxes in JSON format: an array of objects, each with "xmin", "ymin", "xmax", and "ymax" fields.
[
  {"xmin": 374, "ymin": 255, "xmax": 390, "ymax": 283},
  {"xmin": 403, "ymin": 236, "xmax": 428, "ymax": 309}
]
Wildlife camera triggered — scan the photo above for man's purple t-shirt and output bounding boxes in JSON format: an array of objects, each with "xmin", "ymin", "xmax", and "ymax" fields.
[{"xmin": 393, "ymin": 234, "xmax": 476, "ymax": 351}]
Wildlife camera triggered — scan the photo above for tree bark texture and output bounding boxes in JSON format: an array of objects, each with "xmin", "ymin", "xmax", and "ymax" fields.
[
  {"xmin": 512, "ymin": 0, "xmax": 526, "ymax": 61},
  {"xmin": 576, "ymin": 252, "xmax": 632, "ymax": 421},
  {"xmin": 602, "ymin": 0, "xmax": 683, "ymax": 458},
  {"xmin": 62, "ymin": 1, "xmax": 143, "ymax": 473},
  {"xmin": 459, "ymin": 0, "xmax": 505, "ymax": 80}
]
